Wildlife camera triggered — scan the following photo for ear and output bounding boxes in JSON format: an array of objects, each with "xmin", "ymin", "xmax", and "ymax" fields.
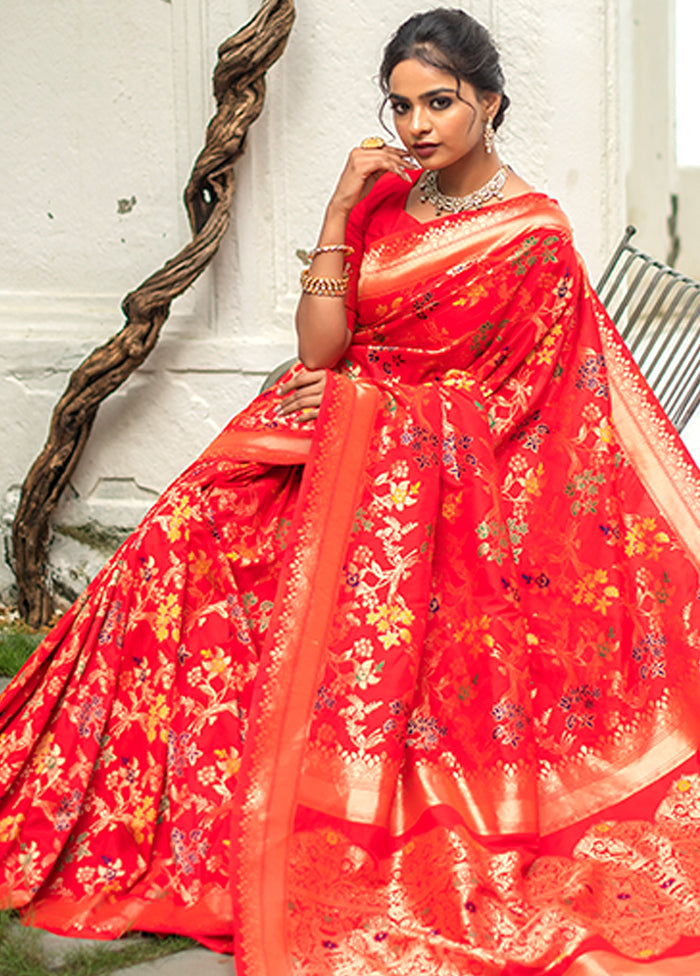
[{"xmin": 480, "ymin": 91, "xmax": 502, "ymax": 119}]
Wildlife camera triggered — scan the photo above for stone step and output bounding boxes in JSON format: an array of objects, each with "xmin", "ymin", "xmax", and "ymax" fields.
[{"xmin": 109, "ymin": 947, "xmax": 234, "ymax": 975}]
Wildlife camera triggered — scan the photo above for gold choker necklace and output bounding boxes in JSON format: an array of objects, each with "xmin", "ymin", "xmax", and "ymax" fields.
[{"xmin": 419, "ymin": 165, "xmax": 509, "ymax": 216}]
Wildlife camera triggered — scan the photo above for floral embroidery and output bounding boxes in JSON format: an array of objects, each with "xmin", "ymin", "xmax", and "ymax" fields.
[
  {"xmin": 491, "ymin": 697, "xmax": 530, "ymax": 747},
  {"xmin": 572, "ymin": 569, "xmax": 620, "ymax": 614},
  {"xmin": 576, "ymin": 352, "xmax": 610, "ymax": 399}
]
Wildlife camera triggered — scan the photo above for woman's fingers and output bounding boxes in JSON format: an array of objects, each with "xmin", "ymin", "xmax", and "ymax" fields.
[
  {"xmin": 279, "ymin": 368, "xmax": 326, "ymax": 395},
  {"xmin": 277, "ymin": 367, "xmax": 327, "ymax": 419},
  {"xmin": 285, "ymin": 406, "xmax": 320, "ymax": 423},
  {"xmin": 331, "ymin": 145, "xmax": 415, "ymax": 211},
  {"xmin": 278, "ymin": 388, "xmax": 323, "ymax": 414},
  {"xmin": 352, "ymin": 146, "xmax": 414, "ymax": 184}
]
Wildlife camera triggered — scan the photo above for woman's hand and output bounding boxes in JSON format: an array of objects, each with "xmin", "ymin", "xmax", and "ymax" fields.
[
  {"xmin": 277, "ymin": 366, "xmax": 328, "ymax": 423},
  {"xmin": 328, "ymin": 143, "xmax": 413, "ymax": 217}
]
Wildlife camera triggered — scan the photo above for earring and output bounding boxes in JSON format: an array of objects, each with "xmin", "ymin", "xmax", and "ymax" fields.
[{"xmin": 483, "ymin": 116, "xmax": 495, "ymax": 154}]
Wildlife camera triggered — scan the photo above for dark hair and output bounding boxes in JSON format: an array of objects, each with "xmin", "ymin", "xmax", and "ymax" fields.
[{"xmin": 379, "ymin": 8, "xmax": 510, "ymax": 130}]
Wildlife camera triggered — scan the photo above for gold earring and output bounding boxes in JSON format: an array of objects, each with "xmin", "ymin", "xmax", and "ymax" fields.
[{"xmin": 483, "ymin": 117, "xmax": 495, "ymax": 154}]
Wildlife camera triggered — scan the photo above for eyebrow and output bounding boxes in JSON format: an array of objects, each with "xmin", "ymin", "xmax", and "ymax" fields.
[{"xmin": 388, "ymin": 86, "xmax": 457, "ymax": 101}]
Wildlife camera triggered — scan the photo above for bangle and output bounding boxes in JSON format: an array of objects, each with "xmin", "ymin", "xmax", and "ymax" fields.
[
  {"xmin": 300, "ymin": 267, "xmax": 349, "ymax": 297},
  {"xmin": 308, "ymin": 244, "xmax": 354, "ymax": 260}
]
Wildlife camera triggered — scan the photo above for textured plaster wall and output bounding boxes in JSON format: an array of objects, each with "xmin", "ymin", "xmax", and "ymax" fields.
[
  {"xmin": 626, "ymin": 0, "xmax": 677, "ymax": 261},
  {"xmin": 1, "ymin": 0, "xmax": 626, "ymax": 602}
]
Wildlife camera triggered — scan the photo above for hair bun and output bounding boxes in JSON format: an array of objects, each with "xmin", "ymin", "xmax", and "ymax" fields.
[{"xmin": 379, "ymin": 8, "xmax": 509, "ymax": 132}]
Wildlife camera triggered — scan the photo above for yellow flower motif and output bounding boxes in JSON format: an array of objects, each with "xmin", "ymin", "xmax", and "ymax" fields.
[
  {"xmin": 188, "ymin": 550, "xmax": 212, "ymax": 579},
  {"xmin": 454, "ymin": 614, "xmax": 492, "ymax": 650},
  {"xmin": 593, "ymin": 417, "xmax": 615, "ymax": 445},
  {"xmin": 594, "ymin": 823, "xmax": 611, "ymax": 834},
  {"xmin": 366, "ymin": 601, "xmax": 414, "ymax": 650},
  {"xmin": 595, "ymin": 585, "xmax": 620, "ymax": 614},
  {"xmin": 202, "ymin": 647, "xmax": 231, "ymax": 679},
  {"xmin": 33, "ymin": 735, "xmax": 65, "ymax": 778},
  {"xmin": 325, "ymin": 831, "xmax": 339, "ymax": 846},
  {"xmin": 677, "ymin": 779, "xmax": 692, "ymax": 793},
  {"xmin": 167, "ymin": 497, "xmax": 194, "ymax": 542},
  {"xmin": 523, "ymin": 463, "xmax": 544, "ymax": 496},
  {"xmin": 215, "ymin": 746, "xmax": 241, "ymax": 778},
  {"xmin": 527, "ymin": 321, "xmax": 563, "ymax": 366},
  {"xmin": 572, "ymin": 570, "xmax": 619, "ymax": 615},
  {"xmin": 130, "ymin": 799, "xmax": 157, "ymax": 844},
  {"xmin": 624, "ymin": 516, "xmax": 668, "ymax": 560},
  {"xmin": 389, "ymin": 479, "xmax": 420, "ymax": 511},
  {"xmin": 0, "ymin": 813, "xmax": 24, "ymax": 843},
  {"xmin": 146, "ymin": 694, "xmax": 169, "ymax": 744},
  {"xmin": 374, "ymin": 297, "xmax": 403, "ymax": 319},
  {"xmin": 442, "ymin": 370, "xmax": 475, "ymax": 391},
  {"xmin": 155, "ymin": 593, "xmax": 181, "ymax": 644},
  {"xmin": 534, "ymin": 334, "xmax": 557, "ymax": 366}
]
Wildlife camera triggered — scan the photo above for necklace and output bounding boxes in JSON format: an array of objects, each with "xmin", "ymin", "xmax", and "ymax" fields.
[{"xmin": 419, "ymin": 164, "xmax": 509, "ymax": 216}]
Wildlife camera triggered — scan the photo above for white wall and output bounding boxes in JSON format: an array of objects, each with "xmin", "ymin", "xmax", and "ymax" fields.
[
  {"xmin": 626, "ymin": 0, "xmax": 677, "ymax": 262},
  {"xmin": 0, "ymin": 0, "xmax": 627, "ymax": 601}
]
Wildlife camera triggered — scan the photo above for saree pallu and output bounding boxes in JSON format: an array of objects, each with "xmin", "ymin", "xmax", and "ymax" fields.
[{"xmin": 2, "ymin": 189, "xmax": 700, "ymax": 975}]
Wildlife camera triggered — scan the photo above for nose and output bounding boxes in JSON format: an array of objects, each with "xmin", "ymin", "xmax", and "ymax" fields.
[{"xmin": 408, "ymin": 104, "xmax": 431, "ymax": 137}]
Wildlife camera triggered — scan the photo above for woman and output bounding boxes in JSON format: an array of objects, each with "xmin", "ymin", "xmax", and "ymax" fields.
[{"xmin": 3, "ymin": 8, "xmax": 700, "ymax": 975}]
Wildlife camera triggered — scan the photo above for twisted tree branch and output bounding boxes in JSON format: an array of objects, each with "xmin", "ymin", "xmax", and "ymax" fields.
[{"xmin": 11, "ymin": 0, "xmax": 295, "ymax": 626}]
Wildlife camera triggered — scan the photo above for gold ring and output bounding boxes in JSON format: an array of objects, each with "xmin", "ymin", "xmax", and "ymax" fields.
[{"xmin": 360, "ymin": 136, "xmax": 385, "ymax": 149}]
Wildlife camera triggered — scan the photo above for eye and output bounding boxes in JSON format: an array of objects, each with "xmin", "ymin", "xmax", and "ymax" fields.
[
  {"xmin": 430, "ymin": 96, "xmax": 453, "ymax": 111},
  {"xmin": 390, "ymin": 99, "xmax": 410, "ymax": 116}
]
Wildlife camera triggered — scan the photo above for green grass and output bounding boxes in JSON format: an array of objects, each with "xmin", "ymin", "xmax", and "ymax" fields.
[
  {"xmin": 0, "ymin": 911, "xmax": 195, "ymax": 975},
  {"xmin": 0, "ymin": 631, "xmax": 42, "ymax": 678}
]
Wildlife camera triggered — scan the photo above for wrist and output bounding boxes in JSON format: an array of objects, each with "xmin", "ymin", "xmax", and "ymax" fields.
[{"xmin": 325, "ymin": 197, "xmax": 353, "ymax": 223}]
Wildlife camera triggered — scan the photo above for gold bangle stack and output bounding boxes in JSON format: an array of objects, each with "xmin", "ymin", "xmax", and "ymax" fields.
[
  {"xmin": 299, "ymin": 242, "xmax": 354, "ymax": 297},
  {"xmin": 300, "ymin": 267, "xmax": 349, "ymax": 297}
]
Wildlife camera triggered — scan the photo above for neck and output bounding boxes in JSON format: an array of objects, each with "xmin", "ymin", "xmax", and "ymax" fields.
[{"xmin": 436, "ymin": 152, "xmax": 503, "ymax": 198}]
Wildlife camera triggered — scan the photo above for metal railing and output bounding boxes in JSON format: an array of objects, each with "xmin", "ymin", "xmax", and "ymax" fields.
[{"xmin": 597, "ymin": 226, "xmax": 700, "ymax": 432}]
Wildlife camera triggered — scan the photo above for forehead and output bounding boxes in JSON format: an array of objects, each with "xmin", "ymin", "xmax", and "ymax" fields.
[{"xmin": 388, "ymin": 58, "xmax": 475, "ymax": 98}]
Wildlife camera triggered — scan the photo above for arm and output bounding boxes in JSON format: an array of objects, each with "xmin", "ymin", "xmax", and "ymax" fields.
[{"xmin": 295, "ymin": 144, "xmax": 411, "ymax": 370}]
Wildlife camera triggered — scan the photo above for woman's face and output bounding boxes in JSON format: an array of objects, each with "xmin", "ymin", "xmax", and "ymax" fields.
[{"xmin": 388, "ymin": 58, "xmax": 495, "ymax": 172}]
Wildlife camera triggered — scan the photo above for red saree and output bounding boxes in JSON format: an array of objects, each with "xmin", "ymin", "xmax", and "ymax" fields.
[{"xmin": 2, "ymin": 174, "xmax": 700, "ymax": 975}]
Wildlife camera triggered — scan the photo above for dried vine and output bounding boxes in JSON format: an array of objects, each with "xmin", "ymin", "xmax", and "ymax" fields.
[{"xmin": 11, "ymin": 0, "xmax": 295, "ymax": 627}]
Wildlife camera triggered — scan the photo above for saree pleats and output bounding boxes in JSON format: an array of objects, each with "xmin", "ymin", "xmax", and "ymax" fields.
[
  {"xmin": 0, "ymin": 387, "xmax": 311, "ymax": 948},
  {"xmin": 2, "ymin": 184, "xmax": 700, "ymax": 974}
]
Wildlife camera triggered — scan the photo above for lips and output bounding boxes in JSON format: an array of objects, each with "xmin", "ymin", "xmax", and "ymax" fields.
[{"xmin": 412, "ymin": 143, "xmax": 439, "ymax": 159}]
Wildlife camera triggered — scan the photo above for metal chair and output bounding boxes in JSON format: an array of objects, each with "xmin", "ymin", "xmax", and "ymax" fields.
[{"xmin": 596, "ymin": 226, "xmax": 700, "ymax": 432}]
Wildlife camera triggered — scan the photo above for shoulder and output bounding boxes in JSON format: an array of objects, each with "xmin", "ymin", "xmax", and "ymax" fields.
[
  {"xmin": 345, "ymin": 172, "xmax": 417, "ymax": 253},
  {"xmin": 348, "ymin": 171, "xmax": 416, "ymax": 227},
  {"xmin": 509, "ymin": 191, "xmax": 573, "ymax": 236}
]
